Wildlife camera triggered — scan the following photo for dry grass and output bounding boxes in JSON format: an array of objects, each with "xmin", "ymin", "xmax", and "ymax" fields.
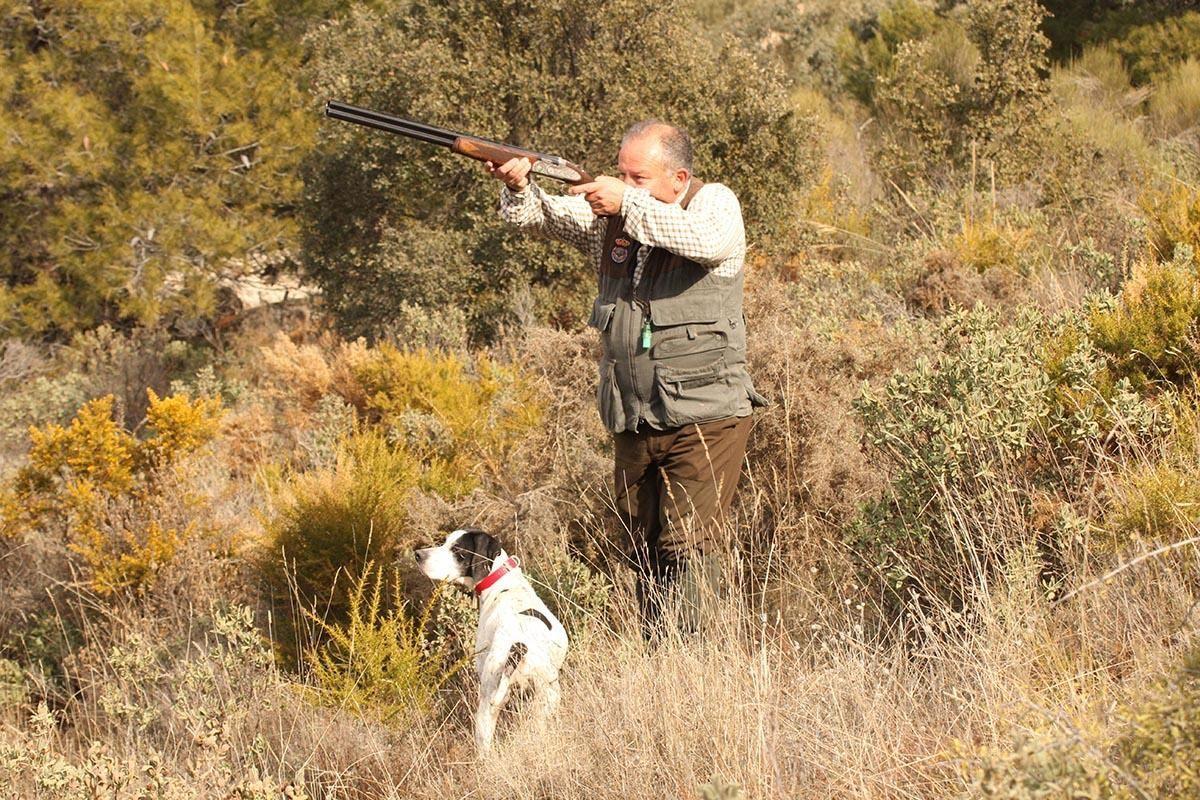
[{"xmin": 2, "ymin": 529, "xmax": 1195, "ymax": 799}]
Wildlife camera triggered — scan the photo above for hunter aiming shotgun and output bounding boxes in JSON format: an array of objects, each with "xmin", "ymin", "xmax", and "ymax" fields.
[{"xmin": 325, "ymin": 100, "xmax": 593, "ymax": 185}]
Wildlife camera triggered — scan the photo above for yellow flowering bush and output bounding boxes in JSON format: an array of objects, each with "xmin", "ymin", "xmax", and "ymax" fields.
[
  {"xmin": 352, "ymin": 344, "xmax": 543, "ymax": 497},
  {"xmin": 1, "ymin": 390, "xmax": 224, "ymax": 594}
]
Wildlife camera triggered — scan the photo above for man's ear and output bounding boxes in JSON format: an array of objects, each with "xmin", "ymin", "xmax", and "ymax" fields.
[{"xmin": 674, "ymin": 168, "xmax": 690, "ymax": 193}]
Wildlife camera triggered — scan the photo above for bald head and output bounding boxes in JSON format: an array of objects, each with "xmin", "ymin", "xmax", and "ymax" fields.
[
  {"xmin": 617, "ymin": 120, "xmax": 694, "ymax": 203},
  {"xmin": 621, "ymin": 120, "xmax": 694, "ymax": 173}
]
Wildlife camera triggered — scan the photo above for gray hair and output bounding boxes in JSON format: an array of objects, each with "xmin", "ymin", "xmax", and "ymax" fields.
[{"xmin": 622, "ymin": 119, "xmax": 693, "ymax": 173}]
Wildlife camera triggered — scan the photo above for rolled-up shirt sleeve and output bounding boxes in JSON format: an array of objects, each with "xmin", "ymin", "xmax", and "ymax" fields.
[
  {"xmin": 499, "ymin": 182, "xmax": 606, "ymax": 261},
  {"xmin": 618, "ymin": 182, "xmax": 745, "ymax": 276}
]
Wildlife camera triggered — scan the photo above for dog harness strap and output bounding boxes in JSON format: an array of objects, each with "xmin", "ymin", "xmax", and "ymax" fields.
[
  {"xmin": 520, "ymin": 607, "xmax": 553, "ymax": 630},
  {"xmin": 474, "ymin": 556, "xmax": 520, "ymax": 596}
]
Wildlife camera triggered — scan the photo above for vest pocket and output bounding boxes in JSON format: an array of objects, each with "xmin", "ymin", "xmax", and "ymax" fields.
[
  {"xmin": 652, "ymin": 359, "xmax": 736, "ymax": 428},
  {"xmin": 597, "ymin": 359, "xmax": 626, "ymax": 432},
  {"xmin": 587, "ymin": 300, "xmax": 616, "ymax": 332},
  {"xmin": 649, "ymin": 286, "xmax": 723, "ymax": 326},
  {"xmin": 651, "ymin": 327, "xmax": 728, "ymax": 361}
]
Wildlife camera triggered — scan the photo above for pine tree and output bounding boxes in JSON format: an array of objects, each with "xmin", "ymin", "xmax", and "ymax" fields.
[{"xmin": 0, "ymin": 0, "xmax": 322, "ymax": 336}]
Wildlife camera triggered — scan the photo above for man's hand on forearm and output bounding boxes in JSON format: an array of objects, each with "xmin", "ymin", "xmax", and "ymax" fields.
[
  {"xmin": 486, "ymin": 156, "xmax": 532, "ymax": 191},
  {"xmin": 567, "ymin": 176, "xmax": 625, "ymax": 216}
]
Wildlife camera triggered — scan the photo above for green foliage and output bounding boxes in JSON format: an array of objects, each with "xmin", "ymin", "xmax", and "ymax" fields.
[
  {"xmin": 353, "ymin": 344, "xmax": 543, "ymax": 497},
  {"xmin": 851, "ymin": 304, "xmax": 1162, "ymax": 605},
  {"xmin": 0, "ymin": 658, "xmax": 26, "ymax": 708},
  {"xmin": 1089, "ymin": 249, "xmax": 1200, "ymax": 391},
  {"xmin": 306, "ymin": 564, "xmax": 464, "ymax": 722},
  {"xmin": 698, "ymin": 776, "xmax": 744, "ymax": 800},
  {"xmin": 1, "ymin": 390, "xmax": 223, "ymax": 594},
  {"xmin": 1106, "ymin": 462, "xmax": 1200, "ymax": 548},
  {"xmin": 853, "ymin": 308, "xmax": 1055, "ymax": 599},
  {"xmin": 301, "ymin": 0, "xmax": 820, "ymax": 340},
  {"xmin": 1117, "ymin": 645, "xmax": 1200, "ymax": 797},
  {"xmin": 838, "ymin": 0, "xmax": 941, "ymax": 106},
  {"xmin": 262, "ymin": 429, "xmax": 418, "ymax": 662},
  {"xmin": 966, "ymin": 732, "xmax": 1116, "ymax": 799},
  {"xmin": 0, "ymin": 0, "xmax": 315, "ymax": 335},
  {"xmin": 524, "ymin": 552, "xmax": 613, "ymax": 639},
  {"xmin": 1088, "ymin": 10, "xmax": 1200, "ymax": 86},
  {"xmin": 1149, "ymin": 57, "xmax": 1200, "ymax": 139},
  {"xmin": 872, "ymin": 0, "xmax": 1053, "ymax": 188},
  {"xmin": 1139, "ymin": 179, "xmax": 1200, "ymax": 268}
]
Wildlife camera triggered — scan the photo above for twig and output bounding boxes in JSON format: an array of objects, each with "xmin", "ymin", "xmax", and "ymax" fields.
[{"xmin": 1052, "ymin": 535, "xmax": 1200, "ymax": 607}]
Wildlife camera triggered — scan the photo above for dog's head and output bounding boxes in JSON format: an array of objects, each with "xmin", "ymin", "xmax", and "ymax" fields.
[{"xmin": 413, "ymin": 528, "xmax": 503, "ymax": 590}]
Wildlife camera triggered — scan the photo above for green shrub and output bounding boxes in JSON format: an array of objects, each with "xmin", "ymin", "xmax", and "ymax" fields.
[
  {"xmin": 872, "ymin": 0, "xmax": 1053, "ymax": 188},
  {"xmin": 851, "ymin": 304, "xmax": 1161, "ymax": 608},
  {"xmin": 1089, "ymin": 249, "xmax": 1200, "ymax": 391},
  {"xmin": 837, "ymin": 0, "xmax": 941, "ymax": 106},
  {"xmin": 524, "ymin": 552, "xmax": 613, "ymax": 641},
  {"xmin": 852, "ymin": 307, "xmax": 1055, "ymax": 603},
  {"xmin": 1149, "ymin": 57, "xmax": 1200, "ymax": 139},
  {"xmin": 0, "ymin": 2, "xmax": 315, "ymax": 336},
  {"xmin": 306, "ymin": 563, "xmax": 465, "ymax": 722},
  {"xmin": 1139, "ymin": 179, "xmax": 1200, "ymax": 268},
  {"xmin": 262, "ymin": 429, "xmax": 418, "ymax": 663},
  {"xmin": 966, "ymin": 645, "xmax": 1200, "ymax": 799},
  {"xmin": 1, "ymin": 391, "xmax": 224, "ymax": 594},
  {"xmin": 965, "ymin": 732, "xmax": 1116, "ymax": 799},
  {"xmin": 1099, "ymin": 10, "xmax": 1200, "ymax": 86},
  {"xmin": 1106, "ymin": 462, "xmax": 1200, "ymax": 549},
  {"xmin": 1117, "ymin": 646, "xmax": 1200, "ymax": 797},
  {"xmin": 353, "ymin": 345, "xmax": 542, "ymax": 498}
]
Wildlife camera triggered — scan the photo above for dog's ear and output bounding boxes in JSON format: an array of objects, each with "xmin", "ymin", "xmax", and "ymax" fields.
[{"xmin": 454, "ymin": 529, "xmax": 502, "ymax": 583}]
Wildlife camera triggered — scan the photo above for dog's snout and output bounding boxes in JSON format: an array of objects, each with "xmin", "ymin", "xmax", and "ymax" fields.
[{"xmin": 413, "ymin": 548, "xmax": 427, "ymax": 563}]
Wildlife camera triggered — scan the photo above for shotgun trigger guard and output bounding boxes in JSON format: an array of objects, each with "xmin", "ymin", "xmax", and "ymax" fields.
[{"xmin": 531, "ymin": 156, "xmax": 583, "ymax": 183}]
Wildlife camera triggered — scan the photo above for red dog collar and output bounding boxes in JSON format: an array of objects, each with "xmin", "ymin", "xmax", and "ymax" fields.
[{"xmin": 475, "ymin": 556, "xmax": 520, "ymax": 596}]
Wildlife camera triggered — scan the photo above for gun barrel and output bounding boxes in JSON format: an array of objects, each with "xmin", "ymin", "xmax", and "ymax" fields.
[
  {"xmin": 324, "ymin": 100, "xmax": 590, "ymax": 183},
  {"xmin": 325, "ymin": 101, "xmax": 458, "ymax": 148}
]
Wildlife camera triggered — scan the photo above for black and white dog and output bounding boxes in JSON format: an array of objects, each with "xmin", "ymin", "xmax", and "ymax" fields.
[{"xmin": 413, "ymin": 529, "xmax": 568, "ymax": 753}]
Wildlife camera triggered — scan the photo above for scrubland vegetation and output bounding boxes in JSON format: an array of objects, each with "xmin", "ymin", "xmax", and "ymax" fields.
[{"xmin": 2, "ymin": 0, "xmax": 1199, "ymax": 797}]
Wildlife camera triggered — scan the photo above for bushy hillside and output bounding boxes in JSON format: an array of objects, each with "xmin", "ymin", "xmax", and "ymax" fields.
[{"xmin": 1, "ymin": 0, "xmax": 1198, "ymax": 797}]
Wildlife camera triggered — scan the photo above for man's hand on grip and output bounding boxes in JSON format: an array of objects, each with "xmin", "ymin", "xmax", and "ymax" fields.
[
  {"xmin": 567, "ymin": 176, "xmax": 625, "ymax": 216},
  {"xmin": 486, "ymin": 157, "xmax": 532, "ymax": 191}
]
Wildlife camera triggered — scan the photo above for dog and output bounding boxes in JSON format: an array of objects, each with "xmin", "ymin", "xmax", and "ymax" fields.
[{"xmin": 414, "ymin": 528, "xmax": 568, "ymax": 753}]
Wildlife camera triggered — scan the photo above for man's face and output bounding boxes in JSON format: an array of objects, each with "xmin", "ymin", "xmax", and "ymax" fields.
[{"xmin": 617, "ymin": 132, "xmax": 689, "ymax": 204}]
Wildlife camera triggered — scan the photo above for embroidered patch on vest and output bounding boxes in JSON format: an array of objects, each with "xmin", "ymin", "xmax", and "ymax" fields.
[
  {"xmin": 615, "ymin": 237, "xmax": 631, "ymax": 247},
  {"xmin": 611, "ymin": 245, "xmax": 629, "ymax": 264}
]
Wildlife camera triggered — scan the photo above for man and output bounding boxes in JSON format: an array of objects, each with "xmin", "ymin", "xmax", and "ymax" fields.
[{"xmin": 487, "ymin": 120, "xmax": 766, "ymax": 637}]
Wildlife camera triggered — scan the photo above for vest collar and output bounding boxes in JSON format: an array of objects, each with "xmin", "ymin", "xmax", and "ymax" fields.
[
  {"xmin": 474, "ymin": 555, "xmax": 520, "ymax": 597},
  {"xmin": 668, "ymin": 179, "xmax": 690, "ymax": 206}
]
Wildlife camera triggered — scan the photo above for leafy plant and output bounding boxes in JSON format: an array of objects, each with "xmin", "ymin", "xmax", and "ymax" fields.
[
  {"xmin": 1089, "ymin": 249, "xmax": 1200, "ymax": 391},
  {"xmin": 305, "ymin": 563, "xmax": 465, "ymax": 722},
  {"xmin": 353, "ymin": 344, "xmax": 543, "ymax": 497},
  {"xmin": 0, "ymin": 1, "xmax": 317, "ymax": 335},
  {"xmin": 1, "ymin": 390, "xmax": 224, "ymax": 593},
  {"xmin": 262, "ymin": 429, "xmax": 418, "ymax": 663}
]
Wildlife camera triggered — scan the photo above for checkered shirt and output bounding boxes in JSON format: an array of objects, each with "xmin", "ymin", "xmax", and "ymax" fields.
[{"xmin": 499, "ymin": 179, "xmax": 745, "ymax": 282}]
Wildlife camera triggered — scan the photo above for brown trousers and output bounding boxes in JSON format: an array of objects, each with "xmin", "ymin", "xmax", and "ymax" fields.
[{"xmin": 612, "ymin": 414, "xmax": 753, "ymax": 637}]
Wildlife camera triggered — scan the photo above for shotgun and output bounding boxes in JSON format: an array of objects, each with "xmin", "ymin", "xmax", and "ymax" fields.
[{"xmin": 325, "ymin": 100, "xmax": 593, "ymax": 185}]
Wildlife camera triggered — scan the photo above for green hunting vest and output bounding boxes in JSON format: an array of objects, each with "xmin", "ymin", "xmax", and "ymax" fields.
[{"xmin": 586, "ymin": 179, "xmax": 766, "ymax": 433}]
